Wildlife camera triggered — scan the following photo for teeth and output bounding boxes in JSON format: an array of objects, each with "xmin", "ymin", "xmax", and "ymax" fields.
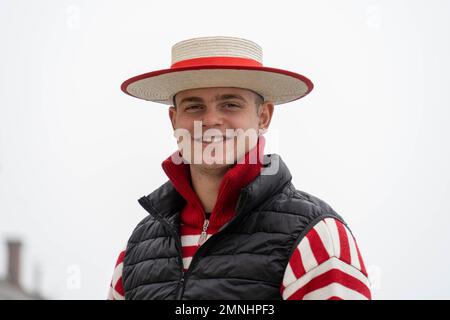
[
  {"xmin": 194, "ymin": 136, "xmax": 229, "ymax": 143},
  {"xmin": 193, "ymin": 134, "xmax": 236, "ymax": 143},
  {"xmin": 202, "ymin": 136, "xmax": 221, "ymax": 143}
]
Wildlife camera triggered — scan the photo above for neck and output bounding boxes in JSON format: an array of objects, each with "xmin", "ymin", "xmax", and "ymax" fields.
[{"xmin": 189, "ymin": 164, "xmax": 232, "ymax": 213}]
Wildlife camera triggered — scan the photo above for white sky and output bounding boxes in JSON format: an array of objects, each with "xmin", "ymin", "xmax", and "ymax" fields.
[{"xmin": 1, "ymin": 0, "xmax": 450, "ymax": 299}]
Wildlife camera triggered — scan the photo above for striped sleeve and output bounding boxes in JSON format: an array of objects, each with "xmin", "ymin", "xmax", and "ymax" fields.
[
  {"xmin": 280, "ymin": 217, "xmax": 372, "ymax": 300},
  {"xmin": 107, "ymin": 249, "xmax": 126, "ymax": 300}
]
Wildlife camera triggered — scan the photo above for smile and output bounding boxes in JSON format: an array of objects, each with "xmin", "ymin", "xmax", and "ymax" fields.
[{"xmin": 193, "ymin": 135, "xmax": 235, "ymax": 144}]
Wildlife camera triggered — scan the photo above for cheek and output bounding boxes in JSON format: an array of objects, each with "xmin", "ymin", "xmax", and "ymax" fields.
[
  {"xmin": 228, "ymin": 110, "xmax": 258, "ymax": 126},
  {"xmin": 230, "ymin": 115, "xmax": 260, "ymax": 134},
  {"xmin": 173, "ymin": 116, "xmax": 194, "ymax": 132}
]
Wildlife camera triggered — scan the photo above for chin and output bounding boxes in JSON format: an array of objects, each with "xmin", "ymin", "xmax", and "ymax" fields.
[{"xmin": 194, "ymin": 162, "xmax": 233, "ymax": 171}]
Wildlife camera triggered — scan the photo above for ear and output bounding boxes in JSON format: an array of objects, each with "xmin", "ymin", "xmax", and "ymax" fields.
[
  {"xmin": 169, "ymin": 106, "xmax": 177, "ymax": 130},
  {"xmin": 258, "ymin": 101, "xmax": 274, "ymax": 130}
]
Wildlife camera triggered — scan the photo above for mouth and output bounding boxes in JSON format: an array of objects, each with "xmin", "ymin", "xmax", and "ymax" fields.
[{"xmin": 193, "ymin": 134, "xmax": 236, "ymax": 145}]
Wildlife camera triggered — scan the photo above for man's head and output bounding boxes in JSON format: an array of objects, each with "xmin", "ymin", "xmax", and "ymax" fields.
[{"xmin": 168, "ymin": 87, "xmax": 274, "ymax": 171}]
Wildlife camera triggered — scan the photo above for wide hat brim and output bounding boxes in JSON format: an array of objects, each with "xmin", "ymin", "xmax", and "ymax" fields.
[{"xmin": 121, "ymin": 64, "xmax": 314, "ymax": 106}]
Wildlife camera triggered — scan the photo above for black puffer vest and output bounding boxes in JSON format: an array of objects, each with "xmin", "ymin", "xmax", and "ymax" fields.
[{"xmin": 122, "ymin": 154, "xmax": 347, "ymax": 300}]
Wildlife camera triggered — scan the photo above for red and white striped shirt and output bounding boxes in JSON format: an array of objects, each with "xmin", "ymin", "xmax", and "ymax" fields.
[{"xmin": 107, "ymin": 216, "xmax": 371, "ymax": 300}]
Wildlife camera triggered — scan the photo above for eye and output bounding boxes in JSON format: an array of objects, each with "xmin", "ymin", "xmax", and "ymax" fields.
[
  {"xmin": 223, "ymin": 103, "xmax": 240, "ymax": 109},
  {"xmin": 185, "ymin": 105, "xmax": 203, "ymax": 112}
]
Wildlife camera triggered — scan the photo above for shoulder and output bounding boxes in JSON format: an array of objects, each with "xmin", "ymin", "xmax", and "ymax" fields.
[
  {"xmin": 281, "ymin": 217, "xmax": 371, "ymax": 299},
  {"xmin": 296, "ymin": 217, "xmax": 368, "ymax": 275},
  {"xmin": 263, "ymin": 183, "xmax": 345, "ymax": 226},
  {"xmin": 259, "ymin": 154, "xmax": 342, "ymax": 221}
]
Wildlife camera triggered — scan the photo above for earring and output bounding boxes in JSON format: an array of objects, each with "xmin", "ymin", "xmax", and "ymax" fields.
[{"xmin": 258, "ymin": 127, "xmax": 268, "ymax": 136}]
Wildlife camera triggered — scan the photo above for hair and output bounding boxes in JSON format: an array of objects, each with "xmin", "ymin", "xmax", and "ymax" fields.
[
  {"xmin": 172, "ymin": 90, "xmax": 265, "ymax": 113},
  {"xmin": 253, "ymin": 91, "xmax": 264, "ymax": 113}
]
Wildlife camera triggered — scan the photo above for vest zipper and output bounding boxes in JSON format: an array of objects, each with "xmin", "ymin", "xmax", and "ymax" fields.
[
  {"xmin": 197, "ymin": 218, "xmax": 210, "ymax": 246},
  {"xmin": 177, "ymin": 214, "xmax": 209, "ymax": 299},
  {"xmin": 179, "ymin": 190, "xmax": 250, "ymax": 294},
  {"xmin": 176, "ymin": 276, "xmax": 185, "ymax": 300}
]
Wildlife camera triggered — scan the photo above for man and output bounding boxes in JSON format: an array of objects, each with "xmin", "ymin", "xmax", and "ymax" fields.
[{"xmin": 108, "ymin": 36, "xmax": 372, "ymax": 300}]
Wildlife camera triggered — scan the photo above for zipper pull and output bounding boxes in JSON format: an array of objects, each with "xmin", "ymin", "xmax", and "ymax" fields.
[{"xmin": 197, "ymin": 218, "xmax": 210, "ymax": 246}]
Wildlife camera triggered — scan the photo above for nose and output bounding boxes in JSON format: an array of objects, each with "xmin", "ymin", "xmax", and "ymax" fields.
[{"xmin": 201, "ymin": 107, "xmax": 223, "ymax": 129}]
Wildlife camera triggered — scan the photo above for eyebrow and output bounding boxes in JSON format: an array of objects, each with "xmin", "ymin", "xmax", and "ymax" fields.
[{"xmin": 178, "ymin": 94, "xmax": 247, "ymax": 106}]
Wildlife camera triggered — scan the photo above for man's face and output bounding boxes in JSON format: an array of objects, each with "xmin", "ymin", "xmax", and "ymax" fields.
[{"xmin": 168, "ymin": 87, "xmax": 274, "ymax": 170}]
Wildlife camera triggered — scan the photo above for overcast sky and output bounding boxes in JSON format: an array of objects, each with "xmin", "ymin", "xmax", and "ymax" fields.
[{"xmin": 1, "ymin": 0, "xmax": 450, "ymax": 299}]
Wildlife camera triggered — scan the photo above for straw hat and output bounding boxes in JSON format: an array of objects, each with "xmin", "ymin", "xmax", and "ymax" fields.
[{"xmin": 121, "ymin": 36, "xmax": 313, "ymax": 105}]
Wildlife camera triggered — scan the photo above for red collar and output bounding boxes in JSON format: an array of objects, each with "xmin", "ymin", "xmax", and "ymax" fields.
[{"xmin": 162, "ymin": 136, "xmax": 266, "ymax": 230}]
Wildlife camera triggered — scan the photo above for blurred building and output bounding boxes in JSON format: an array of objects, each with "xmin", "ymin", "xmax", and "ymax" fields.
[{"xmin": 0, "ymin": 239, "xmax": 44, "ymax": 299}]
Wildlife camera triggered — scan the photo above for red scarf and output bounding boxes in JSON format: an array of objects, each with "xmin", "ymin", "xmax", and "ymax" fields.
[{"xmin": 162, "ymin": 136, "xmax": 266, "ymax": 233}]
